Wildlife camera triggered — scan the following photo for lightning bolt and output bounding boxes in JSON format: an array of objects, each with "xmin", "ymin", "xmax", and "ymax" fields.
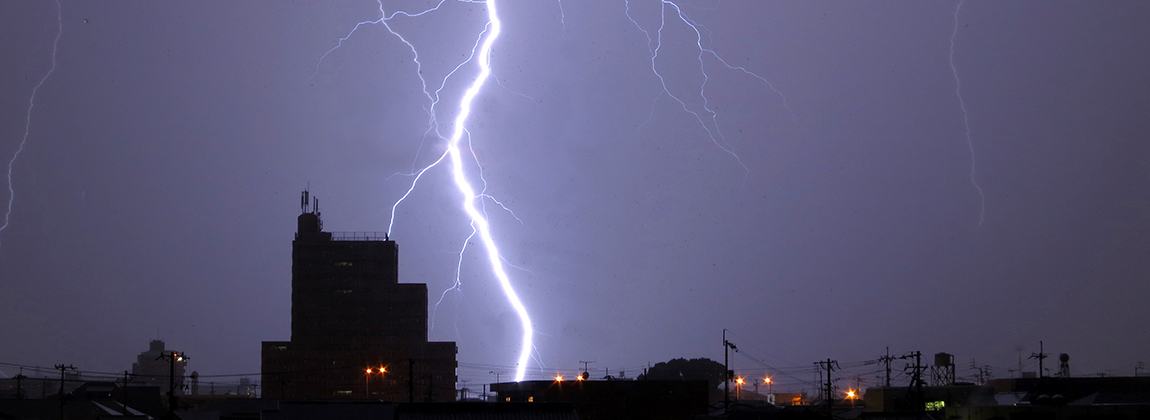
[
  {"xmin": 318, "ymin": 0, "xmax": 533, "ymax": 381},
  {"xmin": 323, "ymin": 0, "xmax": 795, "ymax": 382},
  {"xmin": 439, "ymin": 2, "xmax": 536, "ymax": 382},
  {"xmin": 625, "ymin": 0, "xmax": 797, "ymax": 173},
  {"xmin": 950, "ymin": 0, "xmax": 986, "ymax": 225},
  {"xmin": 1, "ymin": 0, "xmax": 63, "ymax": 249}
]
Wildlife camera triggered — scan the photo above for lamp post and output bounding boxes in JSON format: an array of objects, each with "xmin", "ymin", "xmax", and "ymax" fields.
[
  {"xmin": 157, "ymin": 352, "xmax": 186, "ymax": 415},
  {"xmin": 723, "ymin": 329, "xmax": 738, "ymax": 412},
  {"xmin": 736, "ymin": 377, "xmax": 744, "ymax": 401},
  {"xmin": 365, "ymin": 368, "xmax": 373, "ymax": 398}
]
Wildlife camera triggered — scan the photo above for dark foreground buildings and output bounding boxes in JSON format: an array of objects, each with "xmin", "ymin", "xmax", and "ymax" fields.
[
  {"xmin": 491, "ymin": 380, "xmax": 710, "ymax": 420},
  {"xmin": 262, "ymin": 192, "xmax": 456, "ymax": 401}
]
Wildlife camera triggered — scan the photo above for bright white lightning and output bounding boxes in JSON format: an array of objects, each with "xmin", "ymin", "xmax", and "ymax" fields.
[
  {"xmin": 1, "ymin": 0, "xmax": 63, "ymax": 249},
  {"xmin": 327, "ymin": 0, "xmax": 795, "ymax": 382},
  {"xmin": 318, "ymin": 0, "xmax": 533, "ymax": 381},
  {"xmin": 439, "ymin": 0, "xmax": 535, "ymax": 382},
  {"xmin": 949, "ymin": 0, "xmax": 986, "ymax": 225}
]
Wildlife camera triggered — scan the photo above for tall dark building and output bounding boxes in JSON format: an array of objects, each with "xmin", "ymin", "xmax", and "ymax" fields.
[{"xmin": 262, "ymin": 192, "xmax": 457, "ymax": 401}]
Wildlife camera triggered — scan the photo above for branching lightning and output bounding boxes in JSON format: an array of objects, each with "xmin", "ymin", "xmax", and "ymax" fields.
[
  {"xmin": 1, "ymin": 0, "xmax": 63, "ymax": 249},
  {"xmin": 318, "ymin": 0, "xmax": 533, "ymax": 381},
  {"xmin": 438, "ymin": 1, "xmax": 535, "ymax": 382},
  {"xmin": 950, "ymin": 0, "xmax": 986, "ymax": 225},
  {"xmin": 321, "ymin": 0, "xmax": 796, "ymax": 382},
  {"xmin": 625, "ymin": 0, "xmax": 796, "ymax": 173}
]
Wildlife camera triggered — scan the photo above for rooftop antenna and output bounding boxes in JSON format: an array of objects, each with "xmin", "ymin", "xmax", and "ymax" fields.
[{"xmin": 579, "ymin": 361, "xmax": 595, "ymax": 381}]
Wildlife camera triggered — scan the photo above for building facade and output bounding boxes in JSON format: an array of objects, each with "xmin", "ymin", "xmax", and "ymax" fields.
[{"xmin": 262, "ymin": 192, "xmax": 457, "ymax": 401}]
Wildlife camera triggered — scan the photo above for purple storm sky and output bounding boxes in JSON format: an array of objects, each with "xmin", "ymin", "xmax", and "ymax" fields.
[{"xmin": 2, "ymin": 1, "xmax": 1149, "ymax": 391}]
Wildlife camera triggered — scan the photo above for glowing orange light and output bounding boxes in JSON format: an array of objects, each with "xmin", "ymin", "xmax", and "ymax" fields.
[
  {"xmin": 764, "ymin": 377, "xmax": 771, "ymax": 384},
  {"xmin": 846, "ymin": 390, "xmax": 856, "ymax": 399},
  {"xmin": 554, "ymin": 375, "xmax": 564, "ymax": 382},
  {"xmin": 366, "ymin": 368, "xmax": 373, "ymax": 374},
  {"xmin": 736, "ymin": 377, "xmax": 744, "ymax": 385},
  {"xmin": 379, "ymin": 367, "xmax": 386, "ymax": 373},
  {"xmin": 576, "ymin": 375, "xmax": 584, "ymax": 381}
]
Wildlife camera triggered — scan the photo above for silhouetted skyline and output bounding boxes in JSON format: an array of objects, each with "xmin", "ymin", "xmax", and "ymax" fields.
[{"xmin": 1, "ymin": 1, "xmax": 1148, "ymax": 391}]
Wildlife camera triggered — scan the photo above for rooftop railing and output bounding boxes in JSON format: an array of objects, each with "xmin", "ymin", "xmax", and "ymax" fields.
[{"xmin": 329, "ymin": 232, "xmax": 389, "ymax": 241}]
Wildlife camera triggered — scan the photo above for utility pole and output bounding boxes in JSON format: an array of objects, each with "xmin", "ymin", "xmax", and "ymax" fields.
[
  {"xmin": 723, "ymin": 329, "xmax": 738, "ymax": 412},
  {"xmin": 120, "ymin": 371, "xmax": 135, "ymax": 416},
  {"xmin": 815, "ymin": 359, "xmax": 839, "ymax": 418},
  {"xmin": 55, "ymin": 364, "xmax": 76, "ymax": 420},
  {"xmin": 900, "ymin": 351, "xmax": 924, "ymax": 415},
  {"xmin": 970, "ymin": 360, "xmax": 992, "ymax": 385},
  {"xmin": 1015, "ymin": 345, "xmax": 1025, "ymax": 378},
  {"xmin": 157, "ymin": 351, "xmax": 186, "ymax": 415},
  {"xmin": 878, "ymin": 347, "xmax": 895, "ymax": 388},
  {"xmin": 489, "ymin": 371, "xmax": 504, "ymax": 385},
  {"xmin": 1029, "ymin": 341, "xmax": 1048, "ymax": 379},
  {"xmin": 818, "ymin": 356, "xmax": 837, "ymax": 416},
  {"xmin": 14, "ymin": 369, "xmax": 27, "ymax": 401}
]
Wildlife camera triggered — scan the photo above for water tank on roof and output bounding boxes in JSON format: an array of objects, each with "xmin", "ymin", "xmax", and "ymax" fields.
[{"xmin": 934, "ymin": 352, "xmax": 953, "ymax": 366}]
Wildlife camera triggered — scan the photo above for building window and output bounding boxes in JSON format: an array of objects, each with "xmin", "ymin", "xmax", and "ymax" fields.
[{"xmin": 336, "ymin": 390, "xmax": 353, "ymax": 395}]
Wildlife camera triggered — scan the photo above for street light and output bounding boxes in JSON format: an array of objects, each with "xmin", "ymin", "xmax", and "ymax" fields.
[
  {"xmin": 554, "ymin": 374, "xmax": 564, "ymax": 382},
  {"xmin": 365, "ymin": 368, "xmax": 373, "ymax": 398},
  {"xmin": 736, "ymin": 377, "xmax": 744, "ymax": 401},
  {"xmin": 764, "ymin": 377, "xmax": 772, "ymax": 395}
]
